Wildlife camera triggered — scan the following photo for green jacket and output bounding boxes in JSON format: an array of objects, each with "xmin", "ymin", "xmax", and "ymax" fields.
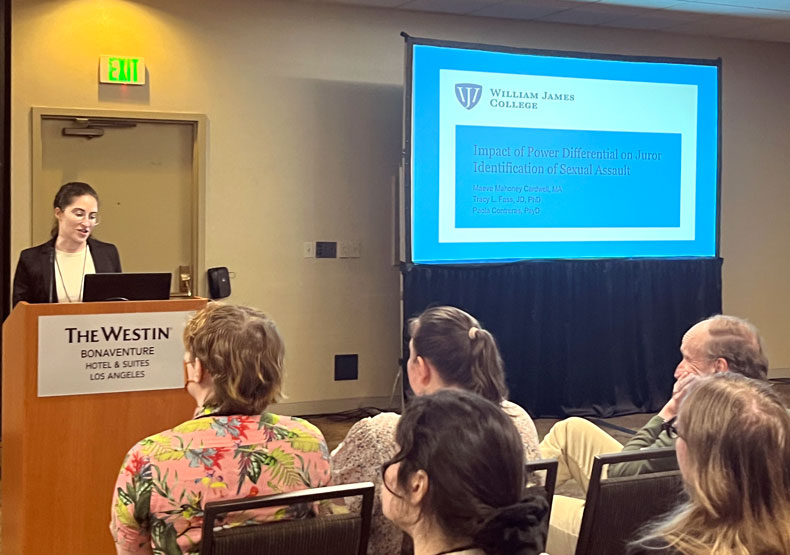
[{"xmin": 608, "ymin": 414, "xmax": 679, "ymax": 478}]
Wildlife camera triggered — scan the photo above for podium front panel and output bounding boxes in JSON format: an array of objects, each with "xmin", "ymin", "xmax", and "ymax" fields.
[{"xmin": 2, "ymin": 298, "xmax": 207, "ymax": 554}]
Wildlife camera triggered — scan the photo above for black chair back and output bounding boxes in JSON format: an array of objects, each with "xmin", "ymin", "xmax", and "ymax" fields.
[
  {"xmin": 575, "ymin": 448, "xmax": 683, "ymax": 555},
  {"xmin": 525, "ymin": 457, "xmax": 559, "ymax": 516},
  {"xmin": 201, "ymin": 482, "xmax": 375, "ymax": 555}
]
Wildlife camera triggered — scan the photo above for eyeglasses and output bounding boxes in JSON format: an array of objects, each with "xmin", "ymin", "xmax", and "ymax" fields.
[
  {"xmin": 661, "ymin": 416, "xmax": 682, "ymax": 440},
  {"xmin": 66, "ymin": 208, "xmax": 100, "ymax": 226}
]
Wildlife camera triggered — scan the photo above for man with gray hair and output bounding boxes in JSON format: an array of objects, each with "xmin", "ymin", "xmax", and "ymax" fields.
[{"xmin": 540, "ymin": 314, "xmax": 769, "ymax": 555}]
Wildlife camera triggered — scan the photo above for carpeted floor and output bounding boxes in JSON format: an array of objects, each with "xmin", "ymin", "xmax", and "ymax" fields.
[
  {"xmin": 314, "ymin": 410, "xmax": 653, "ymax": 455},
  {"xmin": 310, "ymin": 380, "xmax": 790, "ymax": 500},
  {"xmin": 310, "ymin": 410, "xmax": 655, "ymax": 500}
]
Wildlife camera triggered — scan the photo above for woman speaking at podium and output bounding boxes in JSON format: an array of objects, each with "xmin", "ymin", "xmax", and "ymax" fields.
[{"xmin": 12, "ymin": 182, "xmax": 122, "ymax": 306}]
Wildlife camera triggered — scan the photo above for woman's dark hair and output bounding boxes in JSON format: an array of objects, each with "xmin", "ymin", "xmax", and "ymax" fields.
[
  {"xmin": 51, "ymin": 182, "xmax": 100, "ymax": 238},
  {"xmin": 409, "ymin": 306, "xmax": 507, "ymax": 403},
  {"xmin": 384, "ymin": 390, "xmax": 547, "ymax": 555}
]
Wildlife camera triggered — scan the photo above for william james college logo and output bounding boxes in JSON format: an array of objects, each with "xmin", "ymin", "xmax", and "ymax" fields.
[{"xmin": 455, "ymin": 83, "xmax": 482, "ymax": 110}]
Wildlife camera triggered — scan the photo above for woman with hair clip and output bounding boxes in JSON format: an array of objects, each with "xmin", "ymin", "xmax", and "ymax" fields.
[
  {"xmin": 12, "ymin": 182, "xmax": 121, "ymax": 305},
  {"xmin": 382, "ymin": 389, "xmax": 548, "ymax": 555},
  {"xmin": 333, "ymin": 306, "xmax": 540, "ymax": 554},
  {"xmin": 628, "ymin": 372, "xmax": 790, "ymax": 555}
]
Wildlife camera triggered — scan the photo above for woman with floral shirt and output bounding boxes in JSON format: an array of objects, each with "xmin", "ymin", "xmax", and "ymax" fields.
[{"xmin": 110, "ymin": 303, "xmax": 331, "ymax": 555}]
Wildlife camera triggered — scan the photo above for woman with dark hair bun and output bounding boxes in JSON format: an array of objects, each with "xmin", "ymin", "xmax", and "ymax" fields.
[
  {"xmin": 382, "ymin": 389, "xmax": 548, "ymax": 555},
  {"xmin": 12, "ymin": 182, "xmax": 121, "ymax": 305},
  {"xmin": 333, "ymin": 306, "xmax": 540, "ymax": 554}
]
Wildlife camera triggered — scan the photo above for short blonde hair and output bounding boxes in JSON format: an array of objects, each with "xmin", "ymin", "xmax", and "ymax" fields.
[{"xmin": 183, "ymin": 303, "xmax": 284, "ymax": 415}]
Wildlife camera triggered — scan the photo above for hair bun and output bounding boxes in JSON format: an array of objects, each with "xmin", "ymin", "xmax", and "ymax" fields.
[{"xmin": 473, "ymin": 494, "xmax": 549, "ymax": 555}]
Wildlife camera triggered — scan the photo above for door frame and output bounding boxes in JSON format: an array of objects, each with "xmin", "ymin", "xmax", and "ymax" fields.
[{"xmin": 31, "ymin": 107, "xmax": 207, "ymax": 296}]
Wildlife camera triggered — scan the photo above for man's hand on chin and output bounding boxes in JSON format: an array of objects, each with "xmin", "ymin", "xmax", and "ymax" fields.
[{"xmin": 658, "ymin": 373, "xmax": 699, "ymax": 421}]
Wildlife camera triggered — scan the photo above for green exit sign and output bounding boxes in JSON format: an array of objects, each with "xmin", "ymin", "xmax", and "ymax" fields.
[{"xmin": 99, "ymin": 56, "xmax": 145, "ymax": 85}]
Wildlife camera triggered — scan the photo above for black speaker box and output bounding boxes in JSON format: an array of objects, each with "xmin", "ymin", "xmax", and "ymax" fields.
[{"xmin": 207, "ymin": 267, "xmax": 231, "ymax": 299}]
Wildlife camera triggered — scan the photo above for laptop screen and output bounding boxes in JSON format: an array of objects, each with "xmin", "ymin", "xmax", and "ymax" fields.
[{"xmin": 82, "ymin": 272, "xmax": 172, "ymax": 302}]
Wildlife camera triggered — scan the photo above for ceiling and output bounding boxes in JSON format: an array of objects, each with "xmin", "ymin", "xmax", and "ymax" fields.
[{"xmin": 314, "ymin": 0, "xmax": 790, "ymax": 43}]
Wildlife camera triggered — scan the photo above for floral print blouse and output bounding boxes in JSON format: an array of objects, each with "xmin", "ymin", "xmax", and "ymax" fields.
[{"xmin": 110, "ymin": 407, "xmax": 331, "ymax": 554}]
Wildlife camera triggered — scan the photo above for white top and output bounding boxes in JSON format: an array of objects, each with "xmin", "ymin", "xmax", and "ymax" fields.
[{"xmin": 55, "ymin": 245, "xmax": 96, "ymax": 303}]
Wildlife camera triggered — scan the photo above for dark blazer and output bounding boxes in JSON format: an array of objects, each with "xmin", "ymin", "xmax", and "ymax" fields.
[{"xmin": 12, "ymin": 237, "xmax": 122, "ymax": 306}]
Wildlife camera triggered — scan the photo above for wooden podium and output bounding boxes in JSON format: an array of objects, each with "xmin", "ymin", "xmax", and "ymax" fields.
[{"xmin": 2, "ymin": 298, "xmax": 206, "ymax": 554}]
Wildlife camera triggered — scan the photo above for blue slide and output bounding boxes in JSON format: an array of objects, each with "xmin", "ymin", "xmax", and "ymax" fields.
[{"xmin": 455, "ymin": 126, "xmax": 682, "ymax": 229}]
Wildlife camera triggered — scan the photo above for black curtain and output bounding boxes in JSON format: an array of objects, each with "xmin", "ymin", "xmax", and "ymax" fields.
[{"xmin": 403, "ymin": 258, "xmax": 722, "ymax": 418}]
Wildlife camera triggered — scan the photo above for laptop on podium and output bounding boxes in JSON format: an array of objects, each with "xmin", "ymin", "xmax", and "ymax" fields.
[{"xmin": 82, "ymin": 272, "xmax": 172, "ymax": 302}]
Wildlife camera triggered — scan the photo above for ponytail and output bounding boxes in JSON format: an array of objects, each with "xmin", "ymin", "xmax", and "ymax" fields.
[
  {"xmin": 410, "ymin": 306, "xmax": 508, "ymax": 403},
  {"xmin": 468, "ymin": 328, "xmax": 508, "ymax": 402}
]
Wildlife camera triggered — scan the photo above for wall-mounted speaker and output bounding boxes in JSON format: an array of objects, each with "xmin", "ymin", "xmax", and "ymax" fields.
[{"xmin": 207, "ymin": 267, "xmax": 231, "ymax": 299}]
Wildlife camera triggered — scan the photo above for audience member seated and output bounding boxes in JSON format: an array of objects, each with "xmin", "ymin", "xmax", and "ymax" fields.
[
  {"xmin": 382, "ymin": 389, "xmax": 548, "ymax": 555},
  {"xmin": 628, "ymin": 372, "xmax": 790, "ymax": 554},
  {"xmin": 539, "ymin": 314, "xmax": 768, "ymax": 555},
  {"xmin": 332, "ymin": 306, "xmax": 541, "ymax": 554},
  {"xmin": 110, "ymin": 303, "xmax": 331, "ymax": 554}
]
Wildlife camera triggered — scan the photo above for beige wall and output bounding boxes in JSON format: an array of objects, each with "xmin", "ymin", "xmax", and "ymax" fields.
[{"xmin": 12, "ymin": 0, "xmax": 790, "ymax": 411}]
